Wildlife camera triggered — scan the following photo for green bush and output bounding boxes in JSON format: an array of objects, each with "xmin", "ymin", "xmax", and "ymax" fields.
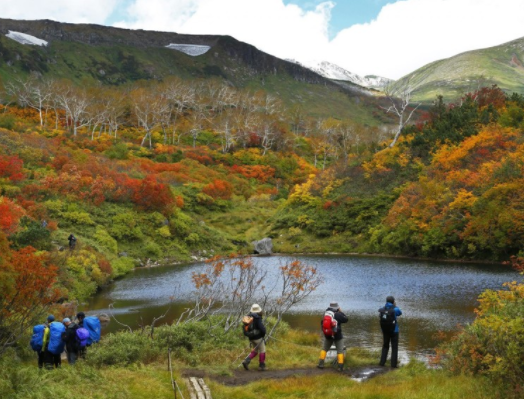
[
  {"xmin": 111, "ymin": 257, "xmax": 136, "ymax": 278},
  {"xmin": 143, "ymin": 240, "xmax": 162, "ymax": 257},
  {"xmin": 105, "ymin": 142, "xmax": 129, "ymax": 160},
  {"xmin": 110, "ymin": 212, "xmax": 143, "ymax": 240},
  {"xmin": 10, "ymin": 217, "xmax": 51, "ymax": 250},
  {"xmin": 87, "ymin": 331, "xmax": 162, "ymax": 366},
  {"xmin": 93, "ymin": 226, "xmax": 118, "ymax": 254},
  {"xmin": 0, "ymin": 114, "xmax": 15, "ymax": 130},
  {"xmin": 440, "ymin": 282, "xmax": 524, "ymax": 396},
  {"xmin": 62, "ymin": 211, "xmax": 95, "ymax": 226}
]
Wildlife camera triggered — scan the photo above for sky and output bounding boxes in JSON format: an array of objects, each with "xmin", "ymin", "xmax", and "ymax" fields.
[{"xmin": 2, "ymin": 0, "xmax": 524, "ymax": 79}]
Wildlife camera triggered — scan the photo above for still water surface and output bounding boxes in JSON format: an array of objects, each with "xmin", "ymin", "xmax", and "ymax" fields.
[{"xmin": 86, "ymin": 255, "xmax": 516, "ymax": 363}]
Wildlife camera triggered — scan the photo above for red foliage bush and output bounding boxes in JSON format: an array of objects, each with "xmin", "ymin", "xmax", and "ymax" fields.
[{"xmin": 202, "ymin": 179, "xmax": 233, "ymax": 200}]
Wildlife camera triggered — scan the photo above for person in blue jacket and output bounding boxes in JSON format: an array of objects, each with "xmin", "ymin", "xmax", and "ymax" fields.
[{"xmin": 379, "ymin": 296, "xmax": 402, "ymax": 368}]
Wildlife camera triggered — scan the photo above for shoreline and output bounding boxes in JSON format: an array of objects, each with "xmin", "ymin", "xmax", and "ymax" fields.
[{"xmin": 134, "ymin": 250, "xmax": 505, "ymax": 270}]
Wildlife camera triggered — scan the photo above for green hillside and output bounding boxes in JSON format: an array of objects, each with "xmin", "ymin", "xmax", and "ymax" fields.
[
  {"xmin": 391, "ymin": 36, "xmax": 524, "ymax": 102},
  {"xmin": 0, "ymin": 19, "xmax": 385, "ymax": 125}
]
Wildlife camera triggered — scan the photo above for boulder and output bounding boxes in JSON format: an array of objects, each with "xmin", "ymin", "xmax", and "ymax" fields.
[{"xmin": 252, "ymin": 238, "xmax": 273, "ymax": 255}]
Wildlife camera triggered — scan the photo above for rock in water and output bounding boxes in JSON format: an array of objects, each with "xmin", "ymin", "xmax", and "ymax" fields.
[{"xmin": 252, "ymin": 238, "xmax": 273, "ymax": 255}]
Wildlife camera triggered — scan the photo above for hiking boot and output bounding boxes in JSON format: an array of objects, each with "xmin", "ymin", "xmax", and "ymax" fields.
[
  {"xmin": 317, "ymin": 359, "xmax": 325, "ymax": 369},
  {"xmin": 258, "ymin": 363, "xmax": 266, "ymax": 371},
  {"xmin": 242, "ymin": 357, "xmax": 251, "ymax": 371}
]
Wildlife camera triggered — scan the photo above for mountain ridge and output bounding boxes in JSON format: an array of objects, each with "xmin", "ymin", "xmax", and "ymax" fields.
[{"xmin": 391, "ymin": 35, "xmax": 524, "ymax": 102}]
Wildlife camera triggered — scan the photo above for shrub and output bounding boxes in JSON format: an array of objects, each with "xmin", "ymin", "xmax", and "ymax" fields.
[
  {"xmin": 111, "ymin": 257, "xmax": 135, "ymax": 278},
  {"xmin": 439, "ymin": 281, "xmax": 524, "ymax": 396},
  {"xmin": 110, "ymin": 212, "xmax": 143, "ymax": 240},
  {"xmin": 93, "ymin": 226, "xmax": 118, "ymax": 254},
  {"xmin": 62, "ymin": 211, "xmax": 95, "ymax": 226},
  {"xmin": 143, "ymin": 240, "xmax": 162, "ymax": 257},
  {"xmin": 87, "ymin": 331, "xmax": 162, "ymax": 366},
  {"xmin": 0, "ymin": 114, "xmax": 15, "ymax": 130}
]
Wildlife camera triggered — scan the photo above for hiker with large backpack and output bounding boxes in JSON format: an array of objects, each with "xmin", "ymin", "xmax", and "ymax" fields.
[
  {"xmin": 30, "ymin": 314, "xmax": 54, "ymax": 368},
  {"xmin": 317, "ymin": 301, "xmax": 348, "ymax": 371},
  {"xmin": 378, "ymin": 295, "xmax": 402, "ymax": 368},
  {"xmin": 44, "ymin": 317, "xmax": 65, "ymax": 369},
  {"xmin": 76, "ymin": 311, "xmax": 101, "ymax": 358},
  {"xmin": 241, "ymin": 304, "xmax": 267, "ymax": 371},
  {"xmin": 61, "ymin": 317, "xmax": 80, "ymax": 365}
]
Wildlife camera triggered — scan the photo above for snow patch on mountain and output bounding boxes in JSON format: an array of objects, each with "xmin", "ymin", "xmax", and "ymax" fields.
[
  {"xmin": 165, "ymin": 43, "xmax": 211, "ymax": 56},
  {"xmin": 293, "ymin": 60, "xmax": 393, "ymax": 89},
  {"xmin": 6, "ymin": 30, "xmax": 48, "ymax": 46}
]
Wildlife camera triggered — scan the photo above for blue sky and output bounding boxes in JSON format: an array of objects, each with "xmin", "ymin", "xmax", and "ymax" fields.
[
  {"xmin": 284, "ymin": 0, "xmax": 396, "ymax": 38},
  {"xmin": 3, "ymin": 0, "xmax": 524, "ymax": 79}
]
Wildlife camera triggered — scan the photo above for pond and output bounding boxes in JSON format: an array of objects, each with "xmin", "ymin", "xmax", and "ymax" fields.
[{"xmin": 85, "ymin": 254, "xmax": 517, "ymax": 363}]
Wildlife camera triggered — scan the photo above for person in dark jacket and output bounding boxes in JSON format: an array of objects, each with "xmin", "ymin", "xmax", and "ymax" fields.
[
  {"xmin": 61, "ymin": 318, "xmax": 79, "ymax": 365},
  {"xmin": 318, "ymin": 301, "xmax": 348, "ymax": 371},
  {"xmin": 68, "ymin": 234, "xmax": 76, "ymax": 249},
  {"xmin": 241, "ymin": 304, "xmax": 267, "ymax": 371},
  {"xmin": 379, "ymin": 296, "xmax": 402, "ymax": 368}
]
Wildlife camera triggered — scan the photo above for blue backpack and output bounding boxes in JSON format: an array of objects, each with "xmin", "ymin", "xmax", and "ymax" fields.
[
  {"xmin": 30, "ymin": 324, "xmax": 46, "ymax": 352},
  {"xmin": 47, "ymin": 322, "xmax": 65, "ymax": 355},
  {"xmin": 83, "ymin": 316, "xmax": 101, "ymax": 345}
]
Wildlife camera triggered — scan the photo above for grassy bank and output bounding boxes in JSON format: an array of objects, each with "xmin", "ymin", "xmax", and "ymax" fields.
[{"xmin": 1, "ymin": 321, "xmax": 496, "ymax": 399}]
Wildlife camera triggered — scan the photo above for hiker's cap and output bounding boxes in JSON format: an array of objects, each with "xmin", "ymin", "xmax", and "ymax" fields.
[
  {"xmin": 250, "ymin": 304, "xmax": 262, "ymax": 313},
  {"xmin": 386, "ymin": 296, "xmax": 395, "ymax": 304},
  {"xmin": 329, "ymin": 302, "xmax": 339, "ymax": 309},
  {"xmin": 47, "ymin": 315, "xmax": 55, "ymax": 322},
  {"xmin": 76, "ymin": 311, "xmax": 85, "ymax": 319},
  {"xmin": 63, "ymin": 318, "xmax": 71, "ymax": 324}
]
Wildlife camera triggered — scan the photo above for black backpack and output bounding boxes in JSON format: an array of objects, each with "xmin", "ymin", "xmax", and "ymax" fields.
[
  {"xmin": 242, "ymin": 315, "xmax": 260, "ymax": 339},
  {"xmin": 379, "ymin": 307, "xmax": 396, "ymax": 332}
]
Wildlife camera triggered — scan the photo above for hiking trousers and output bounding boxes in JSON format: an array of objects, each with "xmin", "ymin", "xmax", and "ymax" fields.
[
  {"xmin": 249, "ymin": 337, "xmax": 266, "ymax": 353},
  {"xmin": 380, "ymin": 330, "xmax": 399, "ymax": 367},
  {"xmin": 322, "ymin": 336, "xmax": 345, "ymax": 354}
]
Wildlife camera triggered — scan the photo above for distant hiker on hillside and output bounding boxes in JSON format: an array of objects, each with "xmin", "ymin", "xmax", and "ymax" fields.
[
  {"xmin": 378, "ymin": 296, "xmax": 402, "ymax": 368},
  {"xmin": 318, "ymin": 301, "xmax": 348, "ymax": 371},
  {"xmin": 61, "ymin": 318, "xmax": 79, "ymax": 365},
  {"xmin": 68, "ymin": 234, "xmax": 76, "ymax": 250},
  {"xmin": 241, "ymin": 304, "xmax": 267, "ymax": 371}
]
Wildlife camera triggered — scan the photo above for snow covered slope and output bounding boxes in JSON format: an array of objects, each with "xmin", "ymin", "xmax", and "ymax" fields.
[
  {"xmin": 165, "ymin": 43, "xmax": 211, "ymax": 56},
  {"xmin": 295, "ymin": 60, "xmax": 393, "ymax": 89},
  {"xmin": 6, "ymin": 30, "xmax": 47, "ymax": 46}
]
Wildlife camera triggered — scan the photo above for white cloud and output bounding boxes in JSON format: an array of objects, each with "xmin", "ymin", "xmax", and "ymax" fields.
[
  {"xmin": 1, "ymin": 0, "xmax": 120, "ymax": 24},
  {"xmin": 115, "ymin": 0, "xmax": 334, "ymax": 62},
  {"xmin": 328, "ymin": 0, "xmax": 524, "ymax": 79}
]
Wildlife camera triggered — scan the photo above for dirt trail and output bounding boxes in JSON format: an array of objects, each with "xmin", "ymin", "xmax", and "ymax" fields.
[{"xmin": 183, "ymin": 365, "xmax": 390, "ymax": 386}]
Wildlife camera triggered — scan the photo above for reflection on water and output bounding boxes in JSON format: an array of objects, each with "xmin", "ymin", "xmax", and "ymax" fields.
[{"xmin": 85, "ymin": 255, "xmax": 516, "ymax": 361}]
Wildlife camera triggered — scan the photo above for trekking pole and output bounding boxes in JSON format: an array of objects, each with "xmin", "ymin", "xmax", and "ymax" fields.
[{"xmin": 168, "ymin": 348, "xmax": 177, "ymax": 399}]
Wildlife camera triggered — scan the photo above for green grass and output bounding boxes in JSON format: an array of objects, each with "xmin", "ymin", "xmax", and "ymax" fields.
[{"xmin": 1, "ymin": 323, "xmax": 499, "ymax": 399}]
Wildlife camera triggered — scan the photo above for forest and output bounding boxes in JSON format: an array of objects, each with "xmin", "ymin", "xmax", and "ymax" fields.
[{"xmin": 1, "ymin": 72, "xmax": 524, "ymax": 397}]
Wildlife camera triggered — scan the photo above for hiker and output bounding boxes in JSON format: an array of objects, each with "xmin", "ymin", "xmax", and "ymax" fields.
[
  {"xmin": 378, "ymin": 296, "xmax": 402, "ymax": 368},
  {"xmin": 32, "ymin": 315, "xmax": 53, "ymax": 368},
  {"xmin": 68, "ymin": 233, "xmax": 76, "ymax": 249},
  {"xmin": 61, "ymin": 317, "xmax": 79, "ymax": 365},
  {"xmin": 241, "ymin": 304, "xmax": 267, "ymax": 371},
  {"xmin": 44, "ymin": 316, "xmax": 65, "ymax": 369},
  {"xmin": 76, "ymin": 312, "xmax": 86, "ymax": 358},
  {"xmin": 317, "ymin": 301, "xmax": 348, "ymax": 371}
]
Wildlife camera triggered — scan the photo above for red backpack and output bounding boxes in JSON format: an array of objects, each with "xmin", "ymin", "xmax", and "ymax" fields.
[{"xmin": 322, "ymin": 310, "xmax": 338, "ymax": 337}]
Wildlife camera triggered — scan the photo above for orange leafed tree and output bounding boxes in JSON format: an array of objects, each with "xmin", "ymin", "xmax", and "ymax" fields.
[{"xmin": 0, "ymin": 246, "xmax": 62, "ymax": 355}]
